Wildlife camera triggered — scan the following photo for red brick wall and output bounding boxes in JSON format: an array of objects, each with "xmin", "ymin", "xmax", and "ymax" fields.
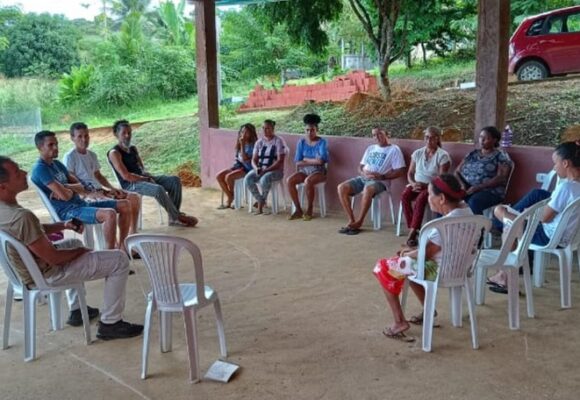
[{"xmin": 239, "ymin": 70, "xmax": 378, "ymax": 111}]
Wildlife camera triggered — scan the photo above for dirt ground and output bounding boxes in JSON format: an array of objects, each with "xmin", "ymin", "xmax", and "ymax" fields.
[{"xmin": 1, "ymin": 188, "xmax": 579, "ymax": 400}]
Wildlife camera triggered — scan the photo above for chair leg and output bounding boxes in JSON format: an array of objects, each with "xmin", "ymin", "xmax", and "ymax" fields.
[
  {"xmin": 533, "ymin": 252, "xmax": 547, "ymax": 288},
  {"xmin": 421, "ymin": 284, "xmax": 438, "ymax": 352},
  {"xmin": 507, "ymin": 268, "xmax": 520, "ymax": 330},
  {"xmin": 3, "ymin": 284, "xmax": 14, "ymax": 350},
  {"xmin": 400, "ymin": 280, "xmax": 410, "ymax": 311},
  {"xmin": 213, "ymin": 298, "xmax": 227, "ymax": 358},
  {"xmin": 396, "ymin": 201, "xmax": 404, "ymax": 237},
  {"xmin": 76, "ymin": 288, "xmax": 91, "ymax": 345},
  {"xmin": 48, "ymin": 292, "xmax": 63, "ymax": 331},
  {"xmin": 522, "ymin": 259, "xmax": 535, "ymax": 319},
  {"xmin": 372, "ymin": 198, "xmax": 381, "ymax": 230},
  {"xmin": 464, "ymin": 281, "xmax": 479, "ymax": 350},
  {"xmin": 141, "ymin": 301, "xmax": 154, "ymax": 379},
  {"xmin": 183, "ymin": 308, "xmax": 200, "ymax": 383},
  {"xmin": 318, "ymin": 185, "xmax": 326, "ymax": 218},
  {"xmin": 159, "ymin": 311, "xmax": 173, "ymax": 353},
  {"xmin": 24, "ymin": 290, "xmax": 39, "ymax": 362},
  {"xmin": 388, "ymin": 194, "xmax": 395, "ymax": 225},
  {"xmin": 449, "ymin": 287, "xmax": 463, "ymax": 328},
  {"xmin": 559, "ymin": 250, "xmax": 572, "ymax": 309},
  {"xmin": 474, "ymin": 266, "xmax": 487, "ymax": 306}
]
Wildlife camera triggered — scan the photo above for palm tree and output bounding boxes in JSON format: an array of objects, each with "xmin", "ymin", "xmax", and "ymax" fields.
[{"xmin": 111, "ymin": 0, "xmax": 152, "ymax": 22}]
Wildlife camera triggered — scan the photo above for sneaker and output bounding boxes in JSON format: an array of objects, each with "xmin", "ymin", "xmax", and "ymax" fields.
[
  {"xmin": 66, "ymin": 305, "xmax": 100, "ymax": 327},
  {"xmin": 96, "ymin": 320, "xmax": 144, "ymax": 341}
]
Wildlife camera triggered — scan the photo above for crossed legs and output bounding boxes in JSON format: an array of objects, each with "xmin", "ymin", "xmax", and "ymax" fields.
[{"xmin": 287, "ymin": 171, "xmax": 326, "ymax": 218}]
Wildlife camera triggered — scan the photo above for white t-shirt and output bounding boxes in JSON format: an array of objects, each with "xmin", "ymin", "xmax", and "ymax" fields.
[
  {"xmin": 62, "ymin": 149, "xmax": 103, "ymax": 190},
  {"xmin": 426, "ymin": 206, "xmax": 474, "ymax": 266},
  {"xmin": 360, "ymin": 144, "xmax": 406, "ymax": 175},
  {"xmin": 411, "ymin": 147, "xmax": 451, "ymax": 184},
  {"xmin": 543, "ymin": 179, "xmax": 580, "ymax": 246}
]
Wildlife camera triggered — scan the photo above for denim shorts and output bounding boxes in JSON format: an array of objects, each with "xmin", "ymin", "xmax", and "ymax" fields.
[
  {"xmin": 347, "ymin": 176, "xmax": 387, "ymax": 195},
  {"xmin": 59, "ymin": 199, "xmax": 118, "ymax": 224}
]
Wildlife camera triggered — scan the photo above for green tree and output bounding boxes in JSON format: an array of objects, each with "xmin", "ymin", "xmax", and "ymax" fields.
[
  {"xmin": 220, "ymin": 8, "xmax": 326, "ymax": 84},
  {"xmin": 1, "ymin": 13, "xmax": 80, "ymax": 78},
  {"xmin": 512, "ymin": 0, "xmax": 580, "ymax": 23},
  {"xmin": 111, "ymin": 0, "xmax": 152, "ymax": 21},
  {"xmin": 155, "ymin": 0, "xmax": 193, "ymax": 46}
]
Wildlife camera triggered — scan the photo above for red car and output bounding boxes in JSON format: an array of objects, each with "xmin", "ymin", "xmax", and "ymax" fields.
[{"xmin": 509, "ymin": 5, "xmax": 580, "ymax": 80}]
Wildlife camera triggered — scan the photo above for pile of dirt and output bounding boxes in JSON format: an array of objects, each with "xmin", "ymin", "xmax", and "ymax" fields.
[
  {"xmin": 278, "ymin": 77, "xmax": 580, "ymax": 146},
  {"xmin": 174, "ymin": 161, "xmax": 202, "ymax": 187}
]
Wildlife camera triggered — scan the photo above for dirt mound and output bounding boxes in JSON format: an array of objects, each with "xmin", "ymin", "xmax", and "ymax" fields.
[
  {"xmin": 344, "ymin": 91, "xmax": 416, "ymax": 120},
  {"xmin": 174, "ymin": 161, "xmax": 201, "ymax": 187}
]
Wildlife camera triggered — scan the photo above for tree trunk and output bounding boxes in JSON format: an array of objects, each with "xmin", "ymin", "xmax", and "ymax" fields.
[
  {"xmin": 421, "ymin": 42, "xmax": 427, "ymax": 65},
  {"xmin": 379, "ymin": 59, "xmax": 391, "ymax": 100}
]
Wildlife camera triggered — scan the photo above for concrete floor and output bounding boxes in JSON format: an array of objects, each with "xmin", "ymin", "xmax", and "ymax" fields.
[{"xmin": 1, "ymin": 188, "xmax": 579, "ymax": 400}]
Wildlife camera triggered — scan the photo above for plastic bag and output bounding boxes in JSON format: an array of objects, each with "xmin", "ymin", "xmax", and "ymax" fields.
[{"xmin": 373, "ymin": 256, "xmax": 414, "ymax": 295}]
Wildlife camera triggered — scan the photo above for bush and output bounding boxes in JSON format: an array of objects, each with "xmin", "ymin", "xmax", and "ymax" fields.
[
  {"xmin": 89, "ymin": 64, "xmax": 147, "ymax": 107},
  {"xmin": 1, "ymin": 13, "xmax": 80, "ymax": 78},
  {"xmin": 142, "ymin": 46, "xmax": 196, "ymax": 99},
  {"xmin": 58, "ymin": 64, "xmax": 94, "ymax": 104}
]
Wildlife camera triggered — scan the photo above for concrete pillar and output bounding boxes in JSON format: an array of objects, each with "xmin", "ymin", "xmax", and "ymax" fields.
[{"xmin": 474, "ymin": 0, "xmax": 510, "ymax": 142}]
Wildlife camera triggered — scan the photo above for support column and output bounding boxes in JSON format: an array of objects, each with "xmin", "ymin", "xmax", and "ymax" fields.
[
  {"xmin": 194, "ymin": 0, "xmax": 219, "ymax": 129},
  {"xmin": 474, "ymin": 0, "xmax": 510, "ymax": 142}
]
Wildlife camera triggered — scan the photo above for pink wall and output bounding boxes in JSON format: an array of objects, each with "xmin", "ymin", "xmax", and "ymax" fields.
[{"xmin": 201, "ymin": 127, "xmax": 555, "ymax": 211}]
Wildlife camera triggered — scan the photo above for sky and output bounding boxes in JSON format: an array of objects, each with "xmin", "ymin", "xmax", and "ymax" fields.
[{"xmin": 0, "ymin": 0, "xmax": 195, "ymax": 21}]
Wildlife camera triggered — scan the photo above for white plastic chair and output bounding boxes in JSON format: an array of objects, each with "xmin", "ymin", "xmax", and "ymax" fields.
[
  {"xmin": 29, "ymin": 179, "xmax": 106, "ymax": 251},
  {"xmin": 474, "ymin": 199, "xmax": 548, "ymax": 329},
  {"xmin": 0, "ymin": 230, "xmax": 91, "ymax": 362},
  {"xmin": 483, "ymin": 163, "xmax": 515, "ymax": 248},
  {"xmin": 291, "ymin": 181, "xmax": 327, "ymax": 218},
  {"xmin": 106, "ymin": 157, "xmax": 165, "ymax": 227},
  {"xmin": 220, "ymin": 177, "xmax": 246, "ymax": 210},
  {"xmin": 125, "ymin": 234, "xmax": 227, "ymax": 382},
  {"xmin": 401, "ymin": 215, "xmax": 490, "ymax": 352},
  {"xmin": 531, "ymin": 197, "xmax": 580, "ymax": 308},
  {"xmin": 247, "ymin": 179, "xmax": 287, "ymax": 215},
  {"xmin": 351, "ymin": 189, "xmax": 396, "ymax": 230},
  {"xmin": 536, "ymin": 170, "xmax": 559, "ymax": 192}
]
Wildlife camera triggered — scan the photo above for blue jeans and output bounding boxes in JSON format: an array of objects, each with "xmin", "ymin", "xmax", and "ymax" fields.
[
  {"xmin": 492, "ymin": 189, "xmax": 551, "ymax": 246},
  {"xmin": 465, "ymin": 189, "xmax": 503, "ymax": 215}
]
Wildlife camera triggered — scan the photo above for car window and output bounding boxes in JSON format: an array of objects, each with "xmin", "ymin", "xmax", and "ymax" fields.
[
  {"xmin": 545, "ymin": 15, "xmax": 565, "ymax": 34},
  {"xmin": 566, "ymin": 12, "xmax": 580, "ymax": 33},
  {"xmin": 526, "ymin": 17, "xmax": 545, "ymax": 36}
]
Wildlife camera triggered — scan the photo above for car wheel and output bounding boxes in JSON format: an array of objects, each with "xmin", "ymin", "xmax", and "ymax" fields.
[{"xmin": 516, "ymin": 60, "xmax": 548, "ymax": 81}]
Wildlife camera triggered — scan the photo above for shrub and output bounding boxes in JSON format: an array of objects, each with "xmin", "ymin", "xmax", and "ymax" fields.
[
  {"xmin": 89, "ymin": 64, "xmax": 147, "ymax": 107},
  {"xmin": 58, "ymin": 64, "xmax": 95, "ymax": 104},
  {"xmin": 1, "ymin": 13, "xmax": 80, "ymax": 78},
  {"xmin": 142, "ymin": 46, "xmax": 196, "ymax": 99}
]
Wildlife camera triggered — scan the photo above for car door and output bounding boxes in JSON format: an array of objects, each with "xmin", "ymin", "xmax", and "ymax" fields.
[{"xmin": 540, "ymin": 11, "xmax": 580, "ymax": 74}]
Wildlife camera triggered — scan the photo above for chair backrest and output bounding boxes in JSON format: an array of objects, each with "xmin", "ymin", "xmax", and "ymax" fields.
[
  {"xmin": 105, "ymin": 155, "xmax": 123, "ymax": 188},
  {"xmin": 504, "ymin": 160, "xmax": 515, "ymax": 194},
  {"xmin": 542, "ymin": 197, "xmax": 580, "ymax": 249},
  {"xmin": 0, "ymin": 229, "xmax": 51, "ymax": 290},
  {"xmin": 536, "ymin": 170, "xmax": 559, "ymax": 192},
  {"xmin": 417, "ymin": 215, "xmax": 491, "ymax": 286},
  {"xmin": 28, "ymin": 178, "xmax": 61, "ymax": 223},
  {"xmin": 511, "ymin": 199, "xmax": 550, "ymax": 265},
  {"xmin": 125, "ymin": 234, "xmax": 209, "ymax": 310}
]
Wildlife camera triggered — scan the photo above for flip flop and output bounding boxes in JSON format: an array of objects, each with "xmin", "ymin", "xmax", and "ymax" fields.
[
  {"xmin": 486, "ymin": 279, "xmax": 504, "ymax": 287},
  {"xmin": 345, "ymin": 227, "xmax": 361, "ymax": 235},
  {"xmin": 489, "ymin": 284, "xmax": 508, "ymax": 294},
  {"xmin": 338, "ymin": 226, "xmax": 351, "ymax": 234},
  {"xmin": 382, "ymin": 327, "xmax": 415, "ymax": 343},
  {"xmin": 216, "ymin": 204, "xmax": 232, "ymax": 210},
  {"xmin": 408, "ymin": 312, "xmax": 440, "ymax": 327},
  {"xmin": 406, "ymin": 238, "xmax": 418, "ymax": 248},
  {"xmin": 288, "ymin": 213, "xmax": 303, "ymax": 220},
  {"xmin": 302, "ymin": 214, "xmax": 313, "ymax": 221}
]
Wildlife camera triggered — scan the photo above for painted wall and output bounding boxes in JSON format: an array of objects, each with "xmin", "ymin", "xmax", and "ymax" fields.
[{"xmin": 200, "ymin": 127, "xmax": 555, "ymax": 212}]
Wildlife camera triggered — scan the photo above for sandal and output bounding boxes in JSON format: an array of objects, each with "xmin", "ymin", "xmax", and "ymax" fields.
[
  {"xmin": 408, "ymin": 311, "xmax": 440, "ymax": 327},
  {"xmin": 382, "ymin": 327, "xmax": 415, "ymax": 342},
  {"xmin": 216, "ymin": 204, "xmax": 232, "ymax": 210},
  {"xmin": 302, "ymin": 214, "xmax": 313, "ymax": 221},
  {"xmin": 406, "ymin": 238, "xmax": 418, "ymax": 248},
  {"xmin": 288, "ymin": 213, "xmax": 303, "ymax": 220}
]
